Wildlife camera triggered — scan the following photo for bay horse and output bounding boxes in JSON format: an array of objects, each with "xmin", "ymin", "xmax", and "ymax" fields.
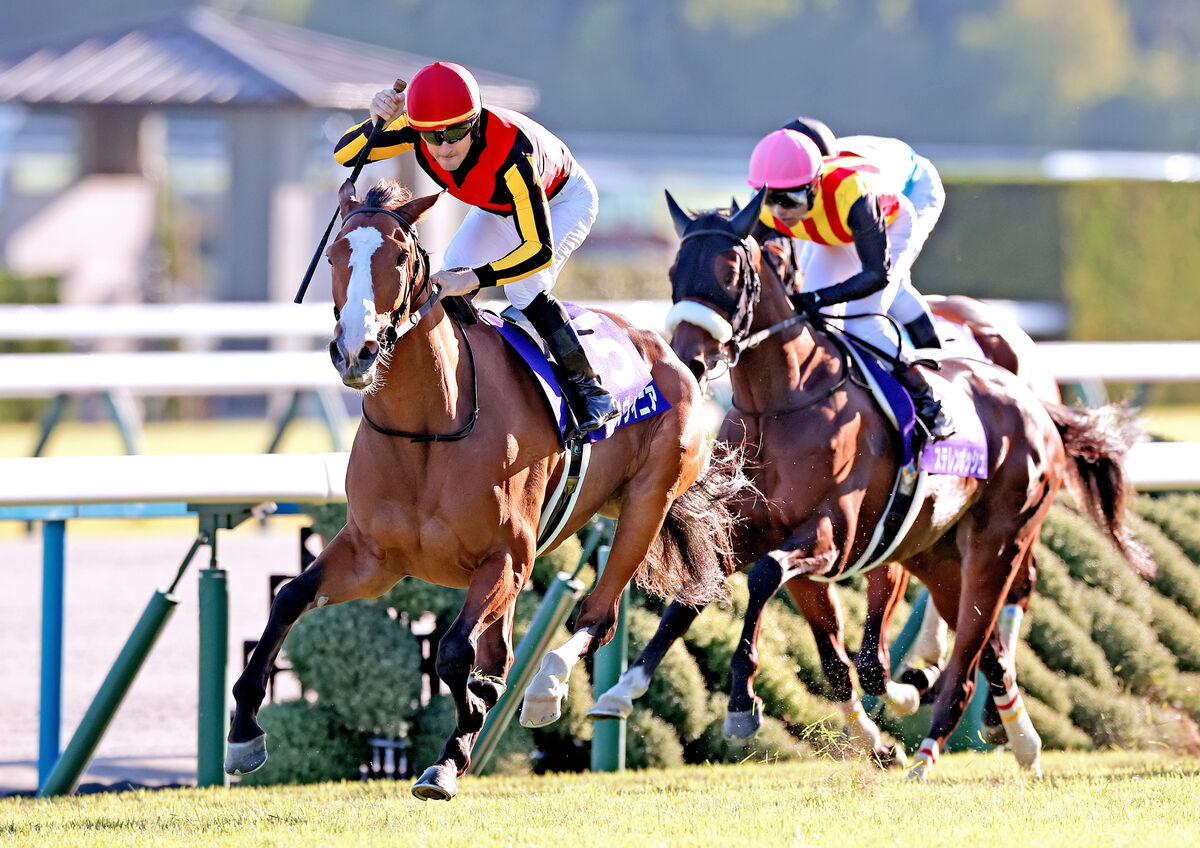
[
  {"xmin": 595, "ymin": 193, "xmax": 1149, "ymax": 779},
  {"xmin": 225, "ymin": 179, "xmax": 751, "ymax": 800}
]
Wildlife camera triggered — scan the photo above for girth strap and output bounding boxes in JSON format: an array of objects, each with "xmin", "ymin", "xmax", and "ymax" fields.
[{"xmin": 536, "ymin": 438, "xmax": 592, "ymax": 557}]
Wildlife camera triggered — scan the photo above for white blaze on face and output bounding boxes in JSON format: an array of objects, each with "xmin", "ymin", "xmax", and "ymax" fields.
[{"xmin": 341, "ymin": 227, "xmax": 384, "ymax": 355}]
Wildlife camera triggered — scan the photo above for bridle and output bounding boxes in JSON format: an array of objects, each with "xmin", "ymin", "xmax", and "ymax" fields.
[{"xmin": 338, "ymin": 205, "xmax": 480, "ymax": 443}]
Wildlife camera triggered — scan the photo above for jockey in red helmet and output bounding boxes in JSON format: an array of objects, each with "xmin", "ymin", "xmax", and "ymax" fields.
[
  {"xmin": 335, "ymin": 62, "xmax": 617, "ymax": 439},
  {"xmin": 749, "ymin": 129, "xmax": 953, "ymax": 441}
]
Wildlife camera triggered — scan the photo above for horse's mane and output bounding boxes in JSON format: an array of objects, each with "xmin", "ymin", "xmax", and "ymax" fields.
[{"xmin": 364, "ymin": 179, "xmax": 413, "ymax": 210}]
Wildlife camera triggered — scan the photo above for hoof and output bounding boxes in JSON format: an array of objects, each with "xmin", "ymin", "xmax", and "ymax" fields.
[
  {"xmin": 906, "ymin": 761, "xmax": 931, "ymax": 781},
  {"xmin": 1027, "ymin": 758, "xmax": 1044, "ymax": 780},
  {"xmin": 981, "ymin": 721, "xmax": 1007, "ymax": 747},
  {"xmin": 872, "ymin": 743, "xmax": 908, "ymax": 770},
  {"xmin": 225, "ymin": 735, "xmax": 268, "ymax": 776},
  {"xmin": 411, "ymin": 764, "xmax": 458, "ymax": 801},
  {"xmin": 587, "ymin": 690, "xmax": 634, "ymax": 721},
  {"xmin": 884, "ymin": 680, "xmax": 921, "ymax": 716},
  {"xmin": 519, "ymin": 691, "xmax": 564, "ymax": 728},
  {"xmin": 722, "ymin": 699, "xmax": 763, "ymax": 739}
]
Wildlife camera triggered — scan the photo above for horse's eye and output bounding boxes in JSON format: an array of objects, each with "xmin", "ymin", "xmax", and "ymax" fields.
[{"xmin": 395, "ymin": 249, "xmax": 409, "ymax": 268}]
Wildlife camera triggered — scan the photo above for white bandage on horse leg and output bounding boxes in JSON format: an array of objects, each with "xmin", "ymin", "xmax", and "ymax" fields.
[
  {"xmin": 997, "ymin": 604, "xmax": 1024, "ymax": 659},
  {"xmin": 841, "ymin": 696, "xmax": 883, "ymax": 750},
  {"xmin": 996, "ymin": 684, "xmax": 1042, "ymax": 771},
  {"xmin": 909, "ymin": 597, "xmax": 949, "ymax": 667}
]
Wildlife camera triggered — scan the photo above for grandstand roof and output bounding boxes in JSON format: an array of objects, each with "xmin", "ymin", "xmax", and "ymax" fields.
[{"xmin": 0, "ymin": 7, "xmax": 538, "ymax": 111}]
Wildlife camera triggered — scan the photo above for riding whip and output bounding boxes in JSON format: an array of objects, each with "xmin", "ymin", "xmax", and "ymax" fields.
[{"xmin": 294, "ymin": 78, "xmax": 406, "ymax": 304}]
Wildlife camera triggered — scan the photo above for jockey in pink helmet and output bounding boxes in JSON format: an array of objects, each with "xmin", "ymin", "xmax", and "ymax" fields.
[
  {"xmin": 785, "ymin": 117, "xmax": 948, "ymax": 353},
  {"xmin": 749, "ymin": 129, "xmax": 953, "ymax": 441}
]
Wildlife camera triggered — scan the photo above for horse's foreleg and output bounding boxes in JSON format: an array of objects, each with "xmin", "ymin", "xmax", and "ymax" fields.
[
  {"xmin": 859, "ymin": 563, "xmax": 922, "ymax": 716},
  {"xmin": 983, "ymin": 550, "xmax": 1038, "ymax": 743},
  {"xmin": 523, "ymin": 490, "xmax": 674, "ymax": 728},
  {"xmin": 588, "ymin": 599, "xmax": 703, "ymax": 721},
  {"xmin": 436, "ymin": 551, "xmax": 520, "ymax": 736},
  {"xmin": 226, "ymin": 530, "xmax": 387, "ymax": 776},
  {"xmin": 724, "ymin": 552, "xmax": 790, "ymax": 738},
  {"xmin": 413, "ymin": 614, "xmax": 512, "ymax": 801}
]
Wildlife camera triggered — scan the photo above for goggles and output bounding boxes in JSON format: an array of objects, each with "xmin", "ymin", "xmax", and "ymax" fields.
[
  {"xmin": 767, "ymin": 185, "xmax": 815, "ymax": 210},
  {"xmin": 417, "ymin": 120, "xmax": 475, "ymax": 146}
]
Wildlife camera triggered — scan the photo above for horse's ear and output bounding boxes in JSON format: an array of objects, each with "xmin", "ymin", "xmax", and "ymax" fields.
[
  {"xmin": 730, "ymin": 197, "xmax": 740, "ymax": 214},
  {"xmin": 730, "ymin": 187, "xmax": 767, "ymax": 238},
  {"xmin": 338, "ymin": 179, "xmax": 359, "ymax": 216},
  {"xmin": 397, "ymin": 191, "xmax": 442, "ymax": 227},
  {"xmin": 665, "ymin": 190, "xmax": 693, "ymax": 238}
]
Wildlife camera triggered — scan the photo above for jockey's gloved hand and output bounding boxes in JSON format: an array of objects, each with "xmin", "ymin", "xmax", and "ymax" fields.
[{"xmin": 791, "ymin": 290, "xmax": 824, "ymax": 315}]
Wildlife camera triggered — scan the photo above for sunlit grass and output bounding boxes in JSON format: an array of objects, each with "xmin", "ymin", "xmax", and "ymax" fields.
[{"xmin": 2, "ymin": 751, "xmax": 1198, "ymax": 848}]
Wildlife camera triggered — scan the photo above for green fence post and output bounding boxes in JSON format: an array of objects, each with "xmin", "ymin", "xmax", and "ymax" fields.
[
  {"xmin": 197, "ymin": 514, "xmax": 229, "ymax": 788},
  {"xmin": 590, "ymin": 544, "xmax": 627, "ymax": 773},
  {"xmin": 37, "ymin": 590, "xmax": 180, "ymax": 796}
]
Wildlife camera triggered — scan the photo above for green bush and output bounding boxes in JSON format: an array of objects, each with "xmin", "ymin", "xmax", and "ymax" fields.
[
  {"xmin": 1136, "ymin": 495, "xmax": 1200, "ymax": 566},
  {"xmin": 1025, "ymin": 595, "xmax": 1118, "ymax": 691},
  {"xmin": 1039, "ymin": 508, "xmax": 1146, "ymax": 607},
  {"xmin": 283, "ymin": 600, "xmax": 423, "ymax": 735},
  {"xmin": 1014, "ymin": 641, "xmax": 1073, "ymax": 714},
  {"xmin": 769, "ymin": 602, "xmax": 835, "ymax": 701},
  {"xmin": 1022, "ymin": 693, "xmax": 1093, "ymax": 751},
  {"xmin": 1144, "ymin": 592, "xmax": 1200, "ymax": 674},
  {"xmin": 682, "ymin": 605, "xmax": 740, "ymax": 693},
  {"xmin": 1163, "ymin": 673, "xmax": 1200, "ymax": 721},
  {"xmin": 1086, "ymin": 589, "xmax": 1176, "ymax": 695},
  {"xmin": 1065, "ymin": 676, "xmax": 1200, "ymax": 751},
  {"xmin": 1031, "ymin": 544, "xmax": 1092, "ymax": 630},
  {"xmin": 1132, "ymin": 508, "xmax": 1200, "ymax": 618},
  {"xmin": 625, "ymin": 708, "xmax": 686, "ymax": 770},
  {"xmin": 237, "ymin": 700, "xmax": 366, "ymax": 786}
]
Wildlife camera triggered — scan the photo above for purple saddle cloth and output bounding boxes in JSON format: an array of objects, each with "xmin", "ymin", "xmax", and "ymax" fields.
[
  {"xmin": 479, "ymin": 302, "xmax": 671, "ymax": 446},
  {"xmin": 853, "ymin": 344, "xmax": 989, "ymax": 479}
]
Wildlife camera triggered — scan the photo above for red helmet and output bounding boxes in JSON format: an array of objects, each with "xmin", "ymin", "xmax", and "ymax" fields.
[{"xmin": 406, "ymin": 62, "xmax": 481, "ymax": 130}]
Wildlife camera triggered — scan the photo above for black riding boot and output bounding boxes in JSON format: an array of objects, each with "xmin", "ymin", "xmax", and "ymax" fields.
[
  {"xmin": 904, "ymin": 313, "xmax": 942, "ymax": 349},
  {"xmin": 521, "ymin": 292, "xmax": 619, "ymax": 440},
  {"xmin": 893, "ymin": 362, "xmax": 955, "ymax": 442}
]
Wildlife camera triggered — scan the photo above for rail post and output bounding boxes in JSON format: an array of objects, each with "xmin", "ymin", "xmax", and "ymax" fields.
[{"xmin": 590, "ymin": 543, "xmax": 627, "ymax": 773}]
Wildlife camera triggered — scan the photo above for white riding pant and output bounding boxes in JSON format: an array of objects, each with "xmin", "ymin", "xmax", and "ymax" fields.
[
  {"xmin": 889, "ymin": 156, "xmax": 945, "ymax": 325},
  {"xmin": 438, "ymin": 164, "xmax": 598, "ymax": 310},
  {"xmin": 798, "ymin": 194, "xmax": 916, "ymax": 357}
]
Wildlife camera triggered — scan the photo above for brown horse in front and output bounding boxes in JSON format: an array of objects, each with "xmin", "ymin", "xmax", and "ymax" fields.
[
  {"xmin": 602, "ymin": 194, "xmax": 1148, "ymax": 779},
  {"xmin": 225, "ymin": 180, "xmax": 749, "ymax": 799}
]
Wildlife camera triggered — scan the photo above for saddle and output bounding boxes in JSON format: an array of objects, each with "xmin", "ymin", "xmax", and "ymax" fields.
[
  {"xmin": 477, "ymin": 302, "xmax": 672, "ymax": 555},
  {"xmin": 808, "ymin": 336, "xmax": 989, "ymax": 582}
]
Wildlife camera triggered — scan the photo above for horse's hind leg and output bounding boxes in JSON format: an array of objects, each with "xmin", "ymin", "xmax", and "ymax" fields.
[
  {"xmin": 908, "ymin": 530, "xmax": 1025, "ymax": 780},
  {"xmin": 588, "ymin": 599, "xmax": 704, "ymax": 720},
  {"xmin": 227, "ymin": 529, "xmax": 392, "ymax": 775},
  {"xmin": 978, "ymin": 627, "xmax": 1042, "ymax": 776},
  {"xmin": 783, "ymin": 574, "xmax": 901, "ymax": 767},
  {"xmin": 981, "ymin": 550, "xmax": 1038, "ymax": 745},
  {"xmin": 412, "ymin": 612, "xmax": 512, "ymax": 801}
]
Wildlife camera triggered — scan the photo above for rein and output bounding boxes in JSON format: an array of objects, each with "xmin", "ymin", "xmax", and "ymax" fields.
[{"xmin": 344, "ymin": 205, "xmax": 480, "ymax": 443}]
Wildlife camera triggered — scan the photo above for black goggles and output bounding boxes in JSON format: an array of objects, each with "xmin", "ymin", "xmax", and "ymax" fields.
[
  {"xmin": 418, "ymin": 120, "xmax": 475, "ymax": 146},
  {"xmin": 767, "ymin": 185, "xmax": 814, "ymax": 210}
]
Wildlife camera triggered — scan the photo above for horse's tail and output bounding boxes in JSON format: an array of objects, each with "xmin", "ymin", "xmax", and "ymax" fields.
[
  {"xmin": 641, "ymin": 442, "xmax": 755, "ymax": 607},
  {"xmin": 1044, "ymin": 401, "xmax": 1155, "ymax": 578}
]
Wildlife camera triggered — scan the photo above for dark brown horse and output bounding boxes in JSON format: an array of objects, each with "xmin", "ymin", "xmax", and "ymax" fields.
[
  {"xmin": 225, "ymin": 179, "xmax": 751, "ymax": 799},
  {"xmin": 594, "ymin": 194, "xmax": 1149, "ymax": 779}
]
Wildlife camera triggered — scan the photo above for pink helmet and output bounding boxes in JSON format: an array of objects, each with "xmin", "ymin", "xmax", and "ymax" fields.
[{"xmin": 748, "ymin": 129, "xmax": 823, "ymax": 189}]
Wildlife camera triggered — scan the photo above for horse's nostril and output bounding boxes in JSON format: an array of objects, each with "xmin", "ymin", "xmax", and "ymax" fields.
[
  {"xmin": 329, "ymin": 340, "xmax": 344, "ymax": 368},
  {"xmin": 687, "ymin": 358, "xmax": 707, "ymax": 382}
]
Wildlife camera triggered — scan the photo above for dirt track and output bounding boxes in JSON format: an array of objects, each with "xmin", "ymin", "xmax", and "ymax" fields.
[{"xmin": 0, "ymin": 521, "xmax": 307, "ymax": 795}]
